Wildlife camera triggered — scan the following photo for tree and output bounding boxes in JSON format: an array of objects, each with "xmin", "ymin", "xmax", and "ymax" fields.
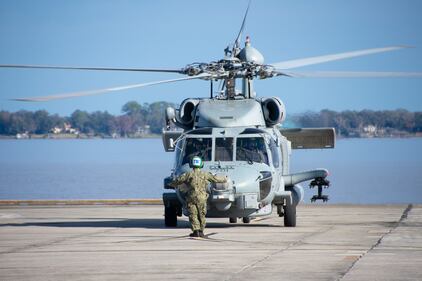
[
  {"xmin": 117, "ymin": 115, "xmax": 134, "ymax": 137},
  {"xmin": 122, "ymin": 101, "xmax": 142, "ymax": 116},
  {"xmin": 146, "ymin": 101, "xmax": 175, "ymax": 134},
  {"xmin": 0, "ymin": 111, "xmax": 11, "ymax": 135},
  {"xmin": 89, "ymin": 111, "xmax": 116, "ymax": 135},
  {"xmin": 34, "ymin": 110, "xmax": 52, "ymax": 134},
  {"xmin": 415, "ymin": 113, "xmax": 422, "ymax": 133},
  {"xmin": 70, "ymin": 110, "xmax": 91, "ymax": 133}
]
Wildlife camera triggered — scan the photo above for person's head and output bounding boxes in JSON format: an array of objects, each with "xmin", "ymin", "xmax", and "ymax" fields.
[
  {"xmin": 248, "ymin": 140, "xmax": 257, "ymax": 150},
  {"xmin": 191, "ymin": 156, "xmax": 203, "ymax": 169},
  {"xmin": 257, "ymin": 140, "xmax": 265, "ymax": 151}
]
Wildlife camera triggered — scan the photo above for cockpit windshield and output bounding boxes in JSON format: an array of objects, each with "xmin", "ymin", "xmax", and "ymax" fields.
[
  {"xmin": 236, "ymin": 137, "xmax": 269, "ymax": 165},
  {"xmin": 181, "ymin": 138, "xmax": 212, "ymax": 165},
  {"xmin": 215, "ymin": 138, "xmax": 233, "ymax": 161}
]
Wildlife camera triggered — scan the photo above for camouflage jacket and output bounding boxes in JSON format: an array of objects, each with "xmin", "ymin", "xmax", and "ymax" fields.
[{"xmin": 170, "ymin": 169, "xmax": 227, "ymax": 203}]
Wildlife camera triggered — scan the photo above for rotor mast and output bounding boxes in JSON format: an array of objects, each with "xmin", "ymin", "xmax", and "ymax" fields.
[{"xmin": 223, "ymin": 36, "xmax": 262, "ymax": 100}]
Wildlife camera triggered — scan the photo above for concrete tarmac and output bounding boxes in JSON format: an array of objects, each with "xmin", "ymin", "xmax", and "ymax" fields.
[{"xmin": 0, "ymin": 204, "xmax": 421, "ymax": 281}]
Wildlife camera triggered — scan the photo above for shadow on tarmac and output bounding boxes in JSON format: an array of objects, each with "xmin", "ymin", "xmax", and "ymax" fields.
[
  {"xmin": 1, "ymin": 219, "xmax": 174, "ymax": 229},
  {"xmin": 0, "ymin": 218, "xmax": 278, "ymax": 229}
]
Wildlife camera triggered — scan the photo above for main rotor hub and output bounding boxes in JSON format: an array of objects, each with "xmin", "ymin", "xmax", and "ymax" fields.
[
  {"xmin": 237, "ymin": 36, "xmax": 265, "ymax": 65},
  {"xmin": 180, "ymin": 36, "xmax": 275, "ymax": 84}
]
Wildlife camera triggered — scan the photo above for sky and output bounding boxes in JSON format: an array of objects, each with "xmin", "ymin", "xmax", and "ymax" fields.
[{"xmin": 0, "ymin": 0, "xmax": 421, "ymax": 116}]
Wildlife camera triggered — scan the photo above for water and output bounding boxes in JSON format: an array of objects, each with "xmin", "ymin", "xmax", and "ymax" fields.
[
  {"xmin": 0, "ymin": 139, "xmax": 173, "ymax": 200},
  {"xmin": 292, "ymin": 138, "xmax": 422, "ymax": 203},
  {"xmin": 0, "ymin": 138, "xmax": 421, "ymax": 203}
]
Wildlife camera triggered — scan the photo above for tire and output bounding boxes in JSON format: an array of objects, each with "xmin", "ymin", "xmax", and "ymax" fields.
[
  {"xmin": 242, "ymin": 217, "xmax": 250, "ymax": 223},
  {"xmin": 283, "ymin": 200, "xmax": 296, "ymax": 227},
  {"xmin": 165, "ymin": 206, "xmax": 177, "ymax": 227},
  {"xmin": 229, "ymin": 217, "xmax": 237, "ymax": 223}
]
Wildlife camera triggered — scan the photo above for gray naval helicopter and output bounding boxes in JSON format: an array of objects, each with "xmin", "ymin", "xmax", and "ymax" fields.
[
  {"xmin": 160, "ymin": 32, "xmax": 335, "ymax": 227},
  {"xmin": 2, "ymin": 4, "xmax": 422, "ymax": 227},
  {"xmin": 159, "ymin": 9, "xmax": 422, "ymax": 227}
]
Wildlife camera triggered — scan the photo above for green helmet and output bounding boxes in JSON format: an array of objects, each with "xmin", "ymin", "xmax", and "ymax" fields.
[{"xmin": 191, "ymin": 156, "xmax": 203, "ymax": 168}]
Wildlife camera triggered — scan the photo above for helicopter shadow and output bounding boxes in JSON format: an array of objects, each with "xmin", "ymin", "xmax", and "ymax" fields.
[
  {"xmin": 0, "ymin": 218, "xmax": 180, "ymax": 229},
  {"xmin": 0, "ymin": 218, "xmax": 279, "ymax": 229}
]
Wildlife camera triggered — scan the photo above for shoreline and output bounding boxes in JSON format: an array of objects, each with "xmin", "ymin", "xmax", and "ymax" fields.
[
  {"xmin": 0, "ymin": 133, "xmax": 161, "ymax": 140},
  {"xmin": 0, "ymin": 199, "xmax": 417, "ymax": 206},
  {"xmin": 0, "ymin": 134, "xmax": 421, "ymax": 140}
]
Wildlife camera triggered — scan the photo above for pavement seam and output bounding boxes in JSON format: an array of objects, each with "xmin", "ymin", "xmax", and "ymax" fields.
[
  {"xmin": 0, "ymin": 228, "xmax": 117, "ymax": 255},
  {"xmin": 223, "ymin": 226, "xmax": 335, "ymax": 281},
  {"xmin": 336, "ymin": 204, "xmax": 413, "ymax": 281}
]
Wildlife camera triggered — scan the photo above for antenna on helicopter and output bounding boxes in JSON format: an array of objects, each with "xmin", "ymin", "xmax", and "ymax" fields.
[
  {"xmin": 221, "ymin": 1, "xmax": 252, "ymax": 99},
  {"xmin": 232, "ymin": 0, "xmax": 251, "ymax": 57}
]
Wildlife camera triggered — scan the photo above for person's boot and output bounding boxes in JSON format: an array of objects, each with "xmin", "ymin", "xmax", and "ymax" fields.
[
  {"xmin": 199, "ymin": 230, "xmax": 205, "ymax": 238},
  {"xmin": 190, "ymin": 230, "xmax": 200, "ymax": 237}
]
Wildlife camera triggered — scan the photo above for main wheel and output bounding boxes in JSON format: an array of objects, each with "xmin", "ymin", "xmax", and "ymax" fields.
[
  {"xmin": 229, "ymin": 217, "xmax": 237, "ymax": 223},
  {"xmin": 164, "ymin": 205, "xmax": 177, "ymax": 227},
  {"xmin": 242, "ymin": 217, "xmax": 250, "ymax": 223},
  {"xmin": 283, "ymin": 200, "xmax": 296, "ymax": 227}
]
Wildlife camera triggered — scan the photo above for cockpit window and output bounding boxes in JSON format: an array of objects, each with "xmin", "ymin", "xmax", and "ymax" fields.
[
  {"xmin": 215, "ymin": 138, "xmax": 233, "ymax": 161},
  {"xmin": 236, "ymin": 137, "xmax": 269, "ymax": 165},
  {"xmin": 182, "ymin": 138, "xmax": 212, "ymax": 165}
]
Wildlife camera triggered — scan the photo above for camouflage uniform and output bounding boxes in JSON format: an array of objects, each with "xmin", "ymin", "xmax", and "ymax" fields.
[{"xmin": 170, "ymin": 169, "xmax": 227, "ymax": 233}]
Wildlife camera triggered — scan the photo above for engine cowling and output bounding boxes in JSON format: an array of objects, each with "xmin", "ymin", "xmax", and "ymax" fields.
[
  {"xmin": 176, "ymin": 98, "xmax": 199, "ymax": 129},
  {"xmin": 262, "ymin": 97, "xmax": 286, "ymax": 126}
]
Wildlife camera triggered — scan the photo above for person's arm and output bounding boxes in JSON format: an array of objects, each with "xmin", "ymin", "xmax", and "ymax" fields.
[
  {"xmin": 206, "ymin": 172, "xmax": 227, "ymax": 184},
  {"xmin": 169, "ymin": 172, "xmax": 188, "ymax": 188}
]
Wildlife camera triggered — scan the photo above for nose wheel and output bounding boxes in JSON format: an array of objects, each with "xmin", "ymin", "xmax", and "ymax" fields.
[
  {"xmin": 309, "ymin": 177, "xmax": 330, "ymax": 202},
  {"xmin": 242, "ymin": 217, "xmax": 250, "ymax": 223}
]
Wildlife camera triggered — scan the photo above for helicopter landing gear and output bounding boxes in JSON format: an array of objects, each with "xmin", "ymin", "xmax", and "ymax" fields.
[
  {"xmin": 276, "ymin": 205, "xmax": 284, "ymax": 217},
  {"xmin": 164, "ymin": 205, "xmax": 177, "ymax": 227},
  {"xmin": 242, "ymin": 217, "xmax": 250, "ymax": 223},
  {"xmin": 283, "ymin": 199, "xmax": 296, "ymax": 227},
  {"xmin": 229, "ymin": 217, "xmax": 237, "ymax": 223},
  {"xmin": 310, "ymin": 177, "xmax": 330, "ymax": 202},
  {"xmin": 163, "ymin": 193, "xmax": 181, "ymax": 227},
  {"xmin": 283, "ymin": 200, "xmax": 296, "ymax": 227}
]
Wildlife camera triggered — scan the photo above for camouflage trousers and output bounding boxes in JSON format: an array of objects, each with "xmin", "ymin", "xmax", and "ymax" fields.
[{"xmin": 187, "ymin": 201, "xmax": 207, "ymax": 232}]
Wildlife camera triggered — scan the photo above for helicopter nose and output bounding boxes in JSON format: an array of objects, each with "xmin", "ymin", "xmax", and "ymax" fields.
[{"xmin": 227, "ymin": 166, "xmax": 262, "ymax": 193}]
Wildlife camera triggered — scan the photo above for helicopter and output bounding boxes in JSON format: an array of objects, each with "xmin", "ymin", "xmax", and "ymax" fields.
[{"xmin": 1, "ymin": 3, "xmax": 422, "ymax": 227}]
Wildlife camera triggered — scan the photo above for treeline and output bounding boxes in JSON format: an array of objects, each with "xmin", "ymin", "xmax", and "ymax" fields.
[
  {"xmin": 291, "ymin": 109, "xmax": 422, "ymax": 137},
  {"xmin": 0, "ymin": 104, "xmax": 421, "ymax": 138},
  {"xmin": 0, "ymin": 101, "xmax": 175, "ymax": 137}
]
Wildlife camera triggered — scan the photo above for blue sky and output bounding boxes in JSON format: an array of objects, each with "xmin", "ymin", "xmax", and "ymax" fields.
[{"xmin": 0, "ymin": 0, "xmax": 421, "ymax": 115}]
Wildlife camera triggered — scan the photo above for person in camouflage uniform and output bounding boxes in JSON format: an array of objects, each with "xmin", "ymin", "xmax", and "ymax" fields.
[{"xmin": 170, "ymin": 156, "xmax": 227, "ymax": 238}]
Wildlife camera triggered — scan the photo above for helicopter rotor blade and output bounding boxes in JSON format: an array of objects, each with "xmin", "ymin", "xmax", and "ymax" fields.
[
  {"xmin": 0, "ymin": 64, "xmax": 183, "ymax": 73},
  {"xmin": 276, "ymin": 70, "xmax": 422, "ymax": 78},
  {"xmin": 11, "ymin": 74, "xmax": 211, "ymax": 102},
  {"xmin": 270, "ymin": 46, "xmax": 412, "ymax": 70}
]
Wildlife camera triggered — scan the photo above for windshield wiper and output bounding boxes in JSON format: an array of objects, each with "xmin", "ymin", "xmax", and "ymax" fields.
[{"xmin": 238, "ymin": 148, "xmax": 254, "ymax": 165}]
